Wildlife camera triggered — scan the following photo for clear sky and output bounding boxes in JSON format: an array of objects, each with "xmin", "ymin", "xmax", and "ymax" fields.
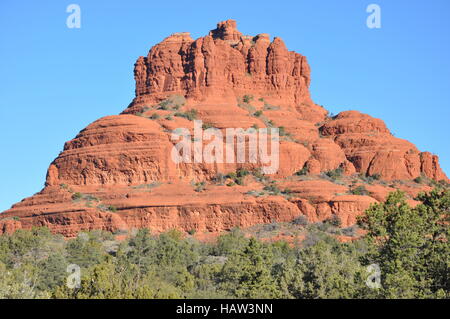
[{"xmin": 0, "ymin": 0, "xmax": 449, "ymax": 212}]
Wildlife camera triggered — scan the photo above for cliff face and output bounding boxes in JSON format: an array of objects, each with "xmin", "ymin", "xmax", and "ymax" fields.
[{"xmin": 0, "ymin": 20, "xmax": 447, "ymax": 237}]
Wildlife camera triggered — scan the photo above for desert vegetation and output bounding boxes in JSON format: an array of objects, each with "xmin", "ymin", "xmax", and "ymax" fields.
[{"xmin": 0, "ymin": 188, "xmax": 448, "ymax": 299}]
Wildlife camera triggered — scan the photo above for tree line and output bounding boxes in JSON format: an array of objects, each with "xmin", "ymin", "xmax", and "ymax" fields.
[{"xmin": 0, "ymin": 189, "xmax": 448, "ymax": 299}]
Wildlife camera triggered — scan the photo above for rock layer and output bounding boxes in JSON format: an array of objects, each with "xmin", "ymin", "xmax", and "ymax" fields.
[{"xmin": 0, "ymin": 20, "xmax": 447, "ymax": 237}]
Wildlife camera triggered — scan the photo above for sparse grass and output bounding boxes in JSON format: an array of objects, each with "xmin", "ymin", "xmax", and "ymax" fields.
[
  {"xmin": 245, "ymin": 190, "xmax": 266, "ymax": 197},
  {"xmin": 72, "ymin": 192, "xmax": 83, "ymax": 200},
  {"xmin": 149, "ymin": 113, "xmax": 160, "ymax": 120},
  {"xmin": 60, "ymin": 183, "xmax": 75, "ymax": 193},
  {"xmin": 263, "ymin": 103, "xmax": 280, "ymax": 111},
  {"xmin": 72, "ymin": 192, "xmax": 100, "ymax": 207},
  {"xmin": 157, "ymin": 95, "xmax": 186, "ymax": 110},
  {"xmin": 97, "ymin": 204, "xmax": 118, "ymax": 212},
  {"xmin": 428, "ymin": 178, "xmax": 450, "ymax": 189},
  {"xmin": 349, "ymin": 185, "xmax": 369, "ymax": 196},
  {"xmin": 174, "ymin": 109, "xmax": 198, "ymax": 121},
  {"xmin": 295, "ymin": 166, "xmax": 309, "ymax": 176},
  {"xmin": 414, "ymin": 176, "xmax": 424, "ymax": 184},
  {"xmin": 132, "ymin": 182, "xmax": 161, "ymax": 190},
  {"xmin": 358, "ymin": 173, "xmax": 382, "ymax": 184},
  {"xmin": 251, "ymin": 168, "xmax": 268, "ymax": 183},
  {"xmin": 158, "ymin": 100, "xmax": 171, "ymax": 110},
  {"xmin": 212, "ymin": 173, "xmax": 226, "ymax": 185},
  {"xmin": 323, "ymin": 167, "xmax": 344, "ymax": 181},
  {"xmin": 291, "ymin": 215, "xmax": 309, "ymax": 226},
  {"xmin": 263, "ymin": 182, "xmax": 291, "ymax": 197},
  {"xmin": 341, "ymin": 225, "xmax": 359, "ymax": 237},
  {"xmin": 325, "ymin": 215, "xmax": 342, "ymax": 227},
  {"xmin": 194, "ymin": 181, "xmax": 206, "ymax": 192}
]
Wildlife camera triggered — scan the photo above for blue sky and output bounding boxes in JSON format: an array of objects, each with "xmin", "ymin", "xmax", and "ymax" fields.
[{"xmin": 0, "ymin": 0, "xmax": 449, "ymax": 211}]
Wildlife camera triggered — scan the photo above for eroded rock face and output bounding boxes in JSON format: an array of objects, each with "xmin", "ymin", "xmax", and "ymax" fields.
[
  {"xmin": 0, "ymin": 20, "xmax": 447, "ymax": 236},
  {"xmin": 320, "ymin": 111, "xmax": 447, "ymax": 180},
  {"xmin": 131, "ymin": 20, "xmax": 325, "ymax": 122}
]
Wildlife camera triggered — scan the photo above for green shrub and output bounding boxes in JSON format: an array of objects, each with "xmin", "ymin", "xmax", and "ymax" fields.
[
  {"xmin": 1, "ymin": 187, "xmax": 448, "ymax": 300},
  {"xmin": 72, "ymin": 192, "xmax": 83, "ymax": 200},
  {"xmin": 84, "ymin": 194, "xmax": 100, "ymax": 202},
  {"xmin": 158, "ymin": 95, "xmax": 186, "ymax": 110},
  {"xmin": 324, "ymin": 168, "xmax": 343, "ymax": 180},
  {"xmin": 212, "ymin": 173, "xmax": 226, "ymax": 185},
  {"xmin": 350, "ymin": 185, "xmax": 369, "ymax": 196},
  {"xmin": 263, "ymin": 103, "xmax": 280, "ymax": 111},
  {"xmin": 251, "ymin": 168, "xmax": 267, "ymax": 182},
  {"xmin": 174, "ymin": 109, "xmax": 198, "ymax": 121},
  {"xmin": 194, "ymin": 182, "xmax": 206, "ymax": 192},
  {"xmin": 253, "ymin": 110, "xmax": 263, "ymax": 117},
  {"xmin": 295, "ymin": 166, "xmax": 309, "ymax": 176},
  {"xmin": 108, "ymin": 205, "xmax": 118, "ymax": 212},
  {"xmin": 224, "ymin": 169, "xmax": 250, "ymax": 186},
  {"xmin": 278, "ymin": 126, "xmax": 290, "ymax": 137},
  {"xmin": 158, "ymin": 100, "xmax": 170, "ymax": 110},
  {"xmin": 236, "ymin": 168, "xmax": 250, "ymax": 178},
  {"xmin": 359, "ymin": 172, "xmax": 382, "ymax": 184},
  {"xmin": 291, "ymin": 215, "xmax": 309, "ymax": 226},
  {"xmin": 242, "ymin": 95, "xmax": 253, "ymax": 103},
  {"xmin": 262, "ymin": 223, "xmax": 278, "ymax": 232},
  {"xmin": 263, "ymin": 182, "xmax": 281, "ymax": 195},
  {"xmin": 202, "ymin": 122, "xmax": 215, "ymax": 130},
  {"xmin": 325, "ymin": 215, "xmax": 342, "ymax": 227},
  {"xmin": 150, "ymin": 113, "xmax": 160, "ymax": 120},
  {"xmin": 341, "ymin": 225, "xmax": 358, "ymax": 237},
  {"xmin": 245, "ymin": 190, "xmax": 265, "ymax": 197}
]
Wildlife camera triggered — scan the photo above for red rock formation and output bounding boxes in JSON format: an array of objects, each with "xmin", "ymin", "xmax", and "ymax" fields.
[
  {"xmin": 129, "ymin": 20, "xmax": 325, "ymax": 122},
  {"xmin": 0, "ymin": 20, "xmax": 447, "ymax": 237},
  {"xmin": 320, "ymin": 111, "xmax": 447, "ymax": 180}
]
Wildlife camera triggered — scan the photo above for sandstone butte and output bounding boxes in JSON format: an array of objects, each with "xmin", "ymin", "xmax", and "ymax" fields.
[{"xmin": 0, "ymin": 20, "xmax": 448, "ymax": 238}]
